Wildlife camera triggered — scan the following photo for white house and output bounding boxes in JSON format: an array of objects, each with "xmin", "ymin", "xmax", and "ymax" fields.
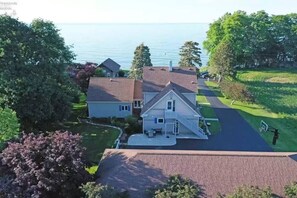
[{"xmin": 141, "ymin": 65, "xmax": 207, "ymax": 139}]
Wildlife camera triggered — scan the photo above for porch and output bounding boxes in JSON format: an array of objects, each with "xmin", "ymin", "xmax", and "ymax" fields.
[{"xmin": 127, "ymin": 133, "xmax": 177, "ymax": 146}]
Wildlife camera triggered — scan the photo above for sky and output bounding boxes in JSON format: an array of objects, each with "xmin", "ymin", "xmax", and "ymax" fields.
[{"xmin": 3, "ymin": 0, "xmax": 297, "ymax": 23}]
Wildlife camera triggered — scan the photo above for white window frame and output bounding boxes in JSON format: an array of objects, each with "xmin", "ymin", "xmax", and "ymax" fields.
[
  {"xmin": 133, "ymin": 100, "xmax": 142, "ymax": 108},
  {"xmin": 166, "ymin": 100, "xmax": 173, "ymax": 111},
  {"xmin": 157, "ymin": 118, "xmax": 164, "ymax": 124}
]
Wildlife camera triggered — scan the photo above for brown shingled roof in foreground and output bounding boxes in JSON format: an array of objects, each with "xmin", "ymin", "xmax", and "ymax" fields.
[
  {"xmin": 143, "ymin": 66, "xmax": 198, "ymax": 93},
  {"xmin": 87, "ymin": 78, "xmax": 142, "ymax": 102},
  {"xmin": 98, "ymin": 149, "xmax": 297, "ymax": 198}
]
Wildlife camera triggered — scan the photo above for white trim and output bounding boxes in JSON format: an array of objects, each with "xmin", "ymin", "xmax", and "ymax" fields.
[
  {"xmin": 157, "ymin": 117, "xmax": 164, "ymax": 124},
  {"xmin": 141, "ymin": 90, "xmax": 199, "ymax": 116},
  {"xmin": 166, "ymin": 100, "xmax": 173, "ymax": 111}
]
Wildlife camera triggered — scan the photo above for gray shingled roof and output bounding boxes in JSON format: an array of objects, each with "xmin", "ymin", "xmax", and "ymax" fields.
[
  {"xmin": 99, "ymin": 58, "xmax": 121, "ymax": 72},
  {"xmin": 143, "ymin": 66, "xmax": 198, "ymax": 93},
  {"xmin": 98, "ymin": 149, "xmax": 297, "ymax": 198},
  {"xmin": 87, "ymin": 77, "xmax": 142, "ymax": 102},
  {"xmin": 141, "ymin": 82, "xmax": 199, "ymax": 115}
]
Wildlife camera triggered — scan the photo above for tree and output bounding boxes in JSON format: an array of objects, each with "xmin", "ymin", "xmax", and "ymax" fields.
[
  {"xmin": 284, "ymin": 182, "xmax": 297, "ymax": 198},
  {"xmin": 179, "ymin": 41, "xmax": 202, "ymax": 67},
  {"xmin": 150, "ymin": 175, "xmax": 201, "ymax": 198},
  {"xmin": 0, "ymin": 131, "xmax": 91, "ymax": 198},
  {"xmin": 220, "ymin": 80, "xmax": 254, "ymax": 105},
  {"xmin": 80, "ymin": 182, "xmax": 129, "ymax": 198},
  {"xmin": 0, "ymin": 107, "xmax": 20, "ymax": 149},
  {"xmin": 0, "ymin": 16, "xmax": 78, "ymax": 130},
  {"xmin": 129, "ymin": 43, "xmax": 152, "ymax": 79},
  {"xmin": 204, "ymin": 11, "xmax": 297, "ymax": 68},
  {"xmin": 209, "ymin": 40, "xmax": 235, "ymax": 82},
  {"xmin": 217, "ymin": 185, "xmax": 273, "ymax": 198}
]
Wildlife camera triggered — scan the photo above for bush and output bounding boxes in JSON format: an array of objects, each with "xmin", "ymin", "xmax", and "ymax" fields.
[
  {"xmin": 220, "ymin": 80, "xmax": 254, "ymax": 104},
  {"xmin": 218, "ymin": 185, "xmax": 273, "ymax": 198},
  {"xmin": 80, "ymin": 182, "xmax": 129, "ymax": 198},
  {"xmin": 94, "ymin": 68, "xmax": 105, "ymax": 77},
  {"xmin": 0, "ymin": 131, "xmax": 91, "ymax": 198},
  {"xmin": 284, "ymin": 182, "xmax": 297, "ymax": 198},
  {"xmin": 149, "ymin": 175, "xmax": 201, "ymax": 198},
  {"xmin": 118, "ymin": 70, "xmax": 126, "ymax": 77},
  {"xmin": 124, "ymin": 116, "xmax": 141, "ymax": 135}
]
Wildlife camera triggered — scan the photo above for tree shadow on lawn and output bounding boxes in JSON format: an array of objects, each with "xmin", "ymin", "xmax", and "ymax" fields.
[
  {"xmin": 237, "ymin": 80, "xmax": 297, "ymax": 115},
  {"xmin": 97, "ymin": 152, "xmax": 206, "ymax": 198}
]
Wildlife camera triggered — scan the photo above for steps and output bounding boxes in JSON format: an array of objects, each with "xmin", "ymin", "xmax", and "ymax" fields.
[{"xmin": 176, "ymin": 113, "xmax": 208, "ymax": 139}]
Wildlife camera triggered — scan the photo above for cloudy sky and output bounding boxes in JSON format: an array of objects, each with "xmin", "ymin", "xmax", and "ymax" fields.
[{"xmin": 7, "ymin": 0, "xmax": 297, "ymax": 23}]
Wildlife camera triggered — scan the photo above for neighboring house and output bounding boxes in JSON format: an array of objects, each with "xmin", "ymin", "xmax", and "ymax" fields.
[
  {"xmin": 98, "ymin": 58, "xmax": 121, "ymax": 77},
  {"xmin": 141, "ymin": 65, "xmax": 207, "ymax": 139},
  {"xmin": 98, "ymin": 149, "xmax": 297, "ymax": 198},
  {"xmin": 87, "ymin": 78, "xmax": 142, "ymax": 118}
]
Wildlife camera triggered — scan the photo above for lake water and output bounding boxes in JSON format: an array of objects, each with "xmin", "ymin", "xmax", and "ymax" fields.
[{"xmin": 57, "ymin": 23, "xmax": 210, "ymax": 70}]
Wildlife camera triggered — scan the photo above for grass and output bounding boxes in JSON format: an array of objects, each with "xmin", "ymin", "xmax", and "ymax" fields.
[
  {"xmin": 65, "ymin": 93, "xmax": 120, "ymax": 165},
  {"xmin": 197, "ymin": 92, "xmax": 221, "ymax": 134},
  {"xmin": 205, "ymin": 68, "xmax": 297, "ymax": 151}
]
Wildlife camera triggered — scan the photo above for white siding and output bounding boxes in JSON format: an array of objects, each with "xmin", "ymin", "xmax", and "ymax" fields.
[
  {"xmin": 88, "ymin": 102, "xmax": 132, "ymax": 118},
  {"xmin": 142, "ymin": 91, "xmax": 199, "ymax": 133}
]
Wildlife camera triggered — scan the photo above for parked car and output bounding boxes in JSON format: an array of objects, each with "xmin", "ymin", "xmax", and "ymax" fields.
[{"xmin": 200, "ymin": 71, "xmax": 210, "ymax": 78}]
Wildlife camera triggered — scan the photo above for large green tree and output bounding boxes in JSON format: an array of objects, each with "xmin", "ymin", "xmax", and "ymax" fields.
[
  {"xmin": 0, "ymin": 107, "xmax": 20, "ymax": 149},
  {"xmin": 0, "ymin": 16, "xmax": 78, "ymax": 130},
  {"xmin": 179, "ymin": 41, "xmax": 202, "ymax": 67},
  {"xmin": 129, "ymin": 43, "xmax": 152, "ymax": 79},
  {"xmin": 204, "ymin": 11, "xmax": 297, "ymax": 68},
  {"xmin": 209, "ymin": 40, "xmax": 235, "ymax": 81}
]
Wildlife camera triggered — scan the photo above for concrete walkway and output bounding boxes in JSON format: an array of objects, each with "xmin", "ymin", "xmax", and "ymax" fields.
[{"xmin": 127, "ymin": 79, "xmax": 272, "ymax": 151}]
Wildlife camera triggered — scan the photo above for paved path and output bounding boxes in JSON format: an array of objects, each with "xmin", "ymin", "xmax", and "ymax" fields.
[{"xmin": 127, "ymin": 79, "xmax": 272, "ymax": 152}]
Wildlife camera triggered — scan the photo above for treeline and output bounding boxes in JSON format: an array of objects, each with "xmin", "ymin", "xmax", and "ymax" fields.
[{"xmin": 203, "ymin": 10, "xmax": 297, "ymax": 68}]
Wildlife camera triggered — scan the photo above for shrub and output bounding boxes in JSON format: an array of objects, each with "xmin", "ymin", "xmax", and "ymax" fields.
[
  {"xmin": 220, "ymin": 80, "xmax": 254, "ymax": 104},
  {"xmin": 94, "ymin": 68, "xmax": 105, "ymax": 77},
  {"xmin": 80, "ymin": 182, "xmax": 129, "ymax": 198},
  {"xmin": 218, "ymin": 185, "xmax": 273, "ymax": 198},
  {"xmin": 118, "ymin": 70, "xmax": 126, "ymax": 77},
  {"xmin": 149, "ymin": 175, "xmax": 201, "ymax": 198},
  {"xmin": 284, "ymin": 182, "xmax": 297, "ymax": 198},
  {"xmin": 124, "ymin": 116, "xmax": 141, "ymax": 135},
  {"xmin": 0, "ymin": 131, "xmax": 91, "ymax": 198},
  {"xmin": 0, "ymin": 107, "xmax": 20, "ymax": 150}
]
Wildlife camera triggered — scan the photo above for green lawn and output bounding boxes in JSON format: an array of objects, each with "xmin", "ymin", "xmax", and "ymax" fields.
[
  {"xmin": 197, "ymin": 92, "xmax": 221, "ymax": 134},
  {"xmin": 205, "ymin": 68, "xmax": 297, "ymax": 151},
  {"xmin": 65, "ymin": 93, "xmax": 120, "ymax": 164}
]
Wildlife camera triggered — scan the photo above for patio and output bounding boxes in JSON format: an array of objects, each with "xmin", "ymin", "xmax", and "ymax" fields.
[{"xmin": 128, "ymin": 134, "xmax": 177, "ymax": 146}]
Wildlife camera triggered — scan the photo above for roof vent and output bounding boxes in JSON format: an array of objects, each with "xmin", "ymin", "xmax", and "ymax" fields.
[
  {"xmin": 149, "ymin": 67, "xmax": 154, "ymax": 71},
  {"xmin": 191, "ymin": 81, "xmax": 197, "ymax": 84},
  {"xmin": 110, "ymin": 78, "xmax": 113, "ymax": 82},
  {"xmin": 161, "ymin": 68, "xmax": 166, "ymax": 71},
  {"xmin": 189, "ymin": 68, "xmax": 194, "ymax": 71}
]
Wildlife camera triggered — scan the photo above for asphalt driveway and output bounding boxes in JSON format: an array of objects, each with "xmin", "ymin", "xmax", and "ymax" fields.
[{"xmin": 127, "ymin": 79, "xmax": 272, "ymax": 152}]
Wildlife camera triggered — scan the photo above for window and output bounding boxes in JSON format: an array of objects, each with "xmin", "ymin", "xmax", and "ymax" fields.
[
  {"xmin": 119, "ymin": 105, "xmax": 130, "ymax": 111},
  {"xmin": 134, "ymin": 100, "xmax": 142, "ymax": 108},
  {"xmin": 167, "ymin": 100, "xmax": 173, "ymax": 110},
  {"xmin": 157, "ymin": 118, "xmax": 164, "ymax": 124}
]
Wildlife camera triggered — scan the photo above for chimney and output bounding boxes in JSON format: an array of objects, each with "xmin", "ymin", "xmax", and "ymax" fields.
[{"xmin": 169, "ymin": 60, "xmax": 173, "ymax": 72}]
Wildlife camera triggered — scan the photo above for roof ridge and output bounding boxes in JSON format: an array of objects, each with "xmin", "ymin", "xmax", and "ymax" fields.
[{"xmin": 105, "ymin": 149, "xmax": 297, "ymax": 157}]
